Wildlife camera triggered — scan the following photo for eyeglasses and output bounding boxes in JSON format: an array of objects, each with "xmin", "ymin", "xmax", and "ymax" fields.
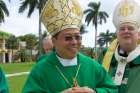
[{"xmin": 64, "ymin": 35, "xmax": 82, "ymax": 41}]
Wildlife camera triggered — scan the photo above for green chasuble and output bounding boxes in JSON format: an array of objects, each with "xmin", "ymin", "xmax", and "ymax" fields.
[
  {"xmin": 22, "ymin": 50, "xmax": 117, "ymax": 93},
  {"xmin": 126, "ymin": 57, "xmax": 140, "ymax": 93},
  {"xmin": 98, "ymin": 49, "xmax": 140, "ymax": 93},
  {"xmin": 0, "ymin": 67, "xmax": 9, "ymax": 93}
]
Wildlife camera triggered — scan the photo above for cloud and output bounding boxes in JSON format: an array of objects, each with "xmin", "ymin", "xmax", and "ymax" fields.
[
  {"xmin": 1, "ymin": 13, "xmax": 39, "ymax": 36},
  {"xmin": 1, "ymin": 0, "xmax": 39, "ymax": 36}
]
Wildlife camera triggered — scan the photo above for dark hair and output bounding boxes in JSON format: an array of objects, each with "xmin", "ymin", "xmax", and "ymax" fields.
[{"xmin": 52, "ymin": 32, "xmax": 60, "ymax": 39}]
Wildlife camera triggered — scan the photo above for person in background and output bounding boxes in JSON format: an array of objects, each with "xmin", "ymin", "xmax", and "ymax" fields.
[
  {"xmin": 0, "ymin": 67, "xmax": 9, "ymax": 93},
  {"xmin": 22, "ymin": 0, "xmax": 117, "ymax": 92},
  {"xmin": 37, "ymin": 35, "xmax": 53, "ymax": 61},
  {"xmin": 42, "ymin": 35, "xmax": 53, "ymax": 54},
  {"xmin": 98, "ymin": 0, "xmax": 140, "ymax": 93}
]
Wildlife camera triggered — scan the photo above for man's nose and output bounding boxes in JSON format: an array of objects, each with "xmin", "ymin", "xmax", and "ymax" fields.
[
  {"xmin": 71, "ymin": 38, "xmax": 78, "ymax": 44},
  {"xmin": 124, "ymin": 28, "xmax": 129, "ymax": 32}
]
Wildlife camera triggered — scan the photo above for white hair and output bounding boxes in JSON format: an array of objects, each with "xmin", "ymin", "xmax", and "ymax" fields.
[{"xmin": 43, "ymin": 35, "xmax": 52, "ymax": 41}]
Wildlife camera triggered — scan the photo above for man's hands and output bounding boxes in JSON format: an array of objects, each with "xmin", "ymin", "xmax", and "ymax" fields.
[{"xmin": 61, "ymin": 86, "xmax": 96, "ymax": 93}]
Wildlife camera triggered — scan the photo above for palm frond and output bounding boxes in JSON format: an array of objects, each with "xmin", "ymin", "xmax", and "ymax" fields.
[
  {"xmin": 0, "ymin": 9, "xmax": 4, "ymax": 22},
  {"xmin": 85, "ymin": 12, "xmax": 95, "ymax": 25},
  {"xmin": 19, "ymin": 0, "xmax": 30, "ymax": 13},
  {"xmin": 38, "ymin": 0, "xmax": 47, "ymax": 9},
  {"xmin": 0, "ymin": 0, "xmax": 9, "ymax": 22},
  {"xmin": 88, "ymin": 2, "xmax": 100, "ymax": 10},
  {"xmin": 98, "ymin": 13, "xmax": 106, "ymax": 24},
  {"xmin": 102, "ymin": 11, "xmax": 109, "ymax": 17},
  {"xmin": 0, "ymin": 0, "xmax": 9, "ymax": 16},
  {"xmin": 97, "ymin": 11, "xmax": 109, "ymax": 24},
  {"xmin": 80, "ymin": 24, "xmax": 88, "ymax": 34},
  {"xmin": 84, "ymin": 9, "xmax": 93, "ymax": 14},
  {"xmin": 19, "ymin": 0, "xmax": 39, "ymax": 17},
  {"xmin": 28, "ymin": 0, "xmax": 38, "ymax": 17}
]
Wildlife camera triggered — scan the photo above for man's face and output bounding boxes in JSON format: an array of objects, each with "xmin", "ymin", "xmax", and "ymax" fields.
[
  {"xmin": 43, "ymin": 39, "xmax": 53, "ymax": 54},
  {"xmin": 52, "ymin": 28, "xmax": 81, "ymax": 59},
  {"xmin": 117, "ymin": 23, "xmax": 139, "ymax": 50}
]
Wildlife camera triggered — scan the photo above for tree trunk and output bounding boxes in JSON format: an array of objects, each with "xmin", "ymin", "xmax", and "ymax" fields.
[
  {"xmin": 38, "ymin": 8, "xmax": 42, "ymax": 56},
  {"xmin": 30, "ymin": 49, "xmax": 32, "ymax": 61},
  {"xmin": 94, "ymin": 26, "xmax": 97, "ymax": 59},
  {"xmin": 106, "ymin": 42, "xmax": 107, "ymax": 48},
  {"xmin": 12, "ymin": 49, "xmax": 13, "ymax": 62}
]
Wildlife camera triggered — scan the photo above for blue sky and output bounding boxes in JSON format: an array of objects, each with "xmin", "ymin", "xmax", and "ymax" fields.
[{"xmin": 2, "ymin": 0, "xmax": 139, "ymax": 47}]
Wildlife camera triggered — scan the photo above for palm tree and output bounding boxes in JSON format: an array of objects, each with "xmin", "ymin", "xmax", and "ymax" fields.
[
  {"xmin": 80, "ymin": 24, "xmax": 88, "ymax": 34},
  {"xmin": 98, "ymin": 29, "xmax": 116, "ymax": 47},
  {"xmin": 18, "ymin": 0, "xmax": 47, "ymax": 56},
  {"xmin": 110, "ymin": 32, "xmax": 117, "ymax": 42},
  {"xmin": 97, "ymin": 37, "xmax": 105, "ymax": 47},
  {"xmin": 19, "ymin": 0, "xmax": 47, "ymax": 17},
  {"xmin": 0, "ymin": 0, "xmax": 9, "ymax": 23},
  {"xmin": 84, "ymin": 1, "xmax": 109, "ymax": 52}
]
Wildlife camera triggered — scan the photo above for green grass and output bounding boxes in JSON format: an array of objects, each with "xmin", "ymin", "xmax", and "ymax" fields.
[
  {"xmin": 0, "ymin": 62, "xmax": 35, "ymax": 93},
  {"xmin": 7, "ymin": 75, "xmax": 28, "ymax": 93},
  {"xmin": 0, "ymin": 62, "xmax": 35, "ymax": 74}
]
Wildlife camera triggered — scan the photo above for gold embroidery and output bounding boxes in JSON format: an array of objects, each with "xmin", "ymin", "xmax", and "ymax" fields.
[
  {"xmin": 118, "ymin": 0, "xmax": 134, "ymax": 17},
  {"xmin": 55, "ymin": 64, "xmax": 81, "ymax": 87}
]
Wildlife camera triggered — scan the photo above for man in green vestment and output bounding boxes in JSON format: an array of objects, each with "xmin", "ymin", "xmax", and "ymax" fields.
[
  {"xmin": 22, "ymin": 0, "xmax": 117, "ymax": 93},
  {"xmin": 98, "ymin": 0, "xmax": 140, "ymax": 93},
  {"xmin": 0, "ymin": 67, "xmax": 9, "ymax": 93}
]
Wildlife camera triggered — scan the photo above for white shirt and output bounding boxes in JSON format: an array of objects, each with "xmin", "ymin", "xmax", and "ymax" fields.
[{"xmin": 56, "ymin": 54, "xmax": 77, "ymax": 67}]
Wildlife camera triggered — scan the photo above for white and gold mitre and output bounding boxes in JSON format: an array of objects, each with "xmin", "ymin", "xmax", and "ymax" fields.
[
  {"xmin": 113, "ymin": 0, "xmax": 140, "ymax": 29},
  {"xmin": 40, "ymin": 0, "xmax": 83, "ymax": 36}
]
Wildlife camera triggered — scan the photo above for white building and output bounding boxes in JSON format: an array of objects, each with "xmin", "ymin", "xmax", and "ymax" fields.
[{"xmin": 0, "ymin": 38, "xmax": 12, "ymax": 63}]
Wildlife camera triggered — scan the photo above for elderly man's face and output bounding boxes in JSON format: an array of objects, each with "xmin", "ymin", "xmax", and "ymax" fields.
[
  {"xmin": 52, "ymin": 28, "xmax": 81, "ymax": 59},
  {"xmin": 43, "ymin": 38, "xmax": 53, "ymax": 54},
  {"xmin": 117, "ymin": 23, "xmax": 139, "ymax": 51}
]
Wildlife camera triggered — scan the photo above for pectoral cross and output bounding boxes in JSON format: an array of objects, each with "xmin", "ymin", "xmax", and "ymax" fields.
[{"xmin": 73, "ymin": 78, "xmax": 78, "ymax": 87}]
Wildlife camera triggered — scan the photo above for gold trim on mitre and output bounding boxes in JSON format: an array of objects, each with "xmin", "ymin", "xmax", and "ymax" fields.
[
  {"xmin": 113, "ymin": 0, "xmax": 140, "ymax": 29},
  {"xmin": 40, "ymin": 0, "xmax": 83, "ymax": 36},
  {"xmin": 118, "ymin": 0, "xmax": 134, "ymax": 17}
]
